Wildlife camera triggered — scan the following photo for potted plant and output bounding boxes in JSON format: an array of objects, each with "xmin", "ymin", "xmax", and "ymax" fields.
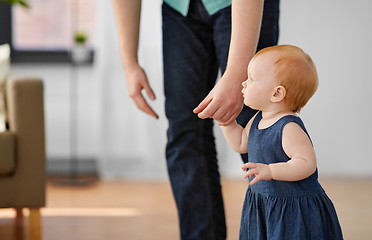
[
  {"xmin": 0, "ymin": 0, "xmax": 29, "ymax": 8},
  {"xmin": 71, "ymin": 31, "xmax": 89, "ymax": 64}
]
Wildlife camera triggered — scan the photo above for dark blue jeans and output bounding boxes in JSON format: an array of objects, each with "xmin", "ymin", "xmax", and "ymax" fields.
[{"xmin": 162, "ymin": 1, "xmax": 279, "ymax": 239}]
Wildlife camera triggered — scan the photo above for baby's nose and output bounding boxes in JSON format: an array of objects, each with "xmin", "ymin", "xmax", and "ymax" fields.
[{"xmin": 242, "ymin": 81, "xmax": 247, "ymax": 88}]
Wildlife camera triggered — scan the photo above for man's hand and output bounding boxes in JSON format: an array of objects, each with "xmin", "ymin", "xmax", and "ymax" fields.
[
  {"xmin": 193, "ymin": 0, "xmax": 264, "ymax": 125},
  {"xmin": 126, "ymin": 64, "xmax": 158, "ymax": 119},
  {"xmin": 193, "ymin": 70, "xmax": 244, "ymax": 126}
]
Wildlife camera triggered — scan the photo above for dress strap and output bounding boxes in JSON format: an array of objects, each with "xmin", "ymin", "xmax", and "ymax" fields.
[
  {"xmin": 277, "ymin": 115, "xmax": 312, "ymax": 144},
  {"xmin": 248, "ymin": 111, "xmax": 312, "ymax": 144},
  {"xmin": 250, "ymin": 111, "xmax": 263, "ymax": 132}
]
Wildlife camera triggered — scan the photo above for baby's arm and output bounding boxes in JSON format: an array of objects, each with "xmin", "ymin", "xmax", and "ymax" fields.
[
  {"xmin": 243, "ymin": 122, "xmax": 317, "ymax": 185},
  {"xmin": 220, "ymin": 116, "xmax": 255, "ymax": 154}
]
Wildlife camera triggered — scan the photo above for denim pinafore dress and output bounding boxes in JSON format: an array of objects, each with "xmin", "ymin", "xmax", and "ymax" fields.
[{"xmin": 240, "ymin": 111, "xmax": 343, "ymax": 240}]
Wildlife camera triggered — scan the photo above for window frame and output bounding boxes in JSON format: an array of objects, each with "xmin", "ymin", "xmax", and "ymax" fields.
[{"xmin": 0, "ymin": 3, "xmax": 94, "ymax": 64}]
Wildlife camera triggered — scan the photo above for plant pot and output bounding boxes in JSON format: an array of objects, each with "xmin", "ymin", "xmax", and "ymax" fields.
[{"xmin": 71, "ymin": 45, "xmax": 89, "ymax": 64}]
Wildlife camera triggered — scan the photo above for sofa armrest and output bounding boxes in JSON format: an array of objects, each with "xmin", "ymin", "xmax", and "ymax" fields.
[
  {"xmin": 0, "ymin": 132, "xmax": 15, "ymax": 175},
  {"xmin": 5, "ymin": 75, "xmax": 46, "ymax": 207}
]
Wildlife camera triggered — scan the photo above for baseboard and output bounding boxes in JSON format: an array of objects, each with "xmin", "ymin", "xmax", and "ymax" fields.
[{"xmin": 47, "ymin": 157, "xmax": 98, "ymax": 177}]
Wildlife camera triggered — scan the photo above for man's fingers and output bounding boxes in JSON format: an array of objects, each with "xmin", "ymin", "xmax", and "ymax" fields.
[
  {"xmin": 196, "ymin": 99, "xmax": 242, "ymax": 124},
  {"xmin": 217, "ymin": 110, "xmax": 239, "ymax": 126},
  {"xmin": 225, "ymin": 114, "xmax": 238, "ymax": 126},
  {"xmin": 193, "ymin": 98, "xmax": 211, "ymax": 114},
  {"xmin": 144, "ymin": 85, "xmax": 156, "ymax": 100},
  {"xmin": 133, "ymin": 94, "xmax": 159, "ymax": 119},
  {"xmin": 143, "ymin": 105, "xmax": 159, "ymax": 119},
  {"xmin": 197, "ymin": 99, "xmax": 220, "ymax": 119},
  {"xmin": 211, "ymin": 108, "xmax": 229, "ymax": 122}
]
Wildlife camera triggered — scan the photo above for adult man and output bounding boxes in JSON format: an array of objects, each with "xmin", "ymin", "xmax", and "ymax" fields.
[{"xmin": 112, "ymin": 0, "xmax": 279, "ymax": 239}]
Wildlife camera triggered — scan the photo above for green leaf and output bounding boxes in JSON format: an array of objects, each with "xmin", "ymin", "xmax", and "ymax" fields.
[
  {"xmin": 74, "ymin": 32, "xmax": 88, "ymax": 45},
  {"xmin": 0, "ymin": 0, "xmax": 30, "ymax": 8},
  {"xmin": 17, "ymin": 0, "xmax": 30, "ymax": 8}
]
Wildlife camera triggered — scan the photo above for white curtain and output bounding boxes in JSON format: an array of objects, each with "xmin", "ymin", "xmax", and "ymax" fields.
[{"xmin": 93, "ymin": 0, "xmax": 243, "ymax": 180}]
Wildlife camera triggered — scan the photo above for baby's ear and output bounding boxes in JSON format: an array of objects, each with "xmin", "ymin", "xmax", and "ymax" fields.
[{"xmin": 271, "ymin": 86, "xmax": 286, "ymax": 103}]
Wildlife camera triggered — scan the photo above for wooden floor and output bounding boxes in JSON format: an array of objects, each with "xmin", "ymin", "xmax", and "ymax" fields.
[{"xmin": 0, "ymin": 178, "xmax": 371, "ymax": 239}]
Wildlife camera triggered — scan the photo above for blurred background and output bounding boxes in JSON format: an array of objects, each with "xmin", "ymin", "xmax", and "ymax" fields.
[
  {"xmin": 5, "ymin": 0, "xmax": 372, "ymax": 181},
  {"xmin": 1, "ymin": 0, "xmax": 372, "ymax": 239}
]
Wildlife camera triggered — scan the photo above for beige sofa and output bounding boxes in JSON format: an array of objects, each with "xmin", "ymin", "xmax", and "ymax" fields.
[{"xmin": 0, "ymin": 75, "xmax": 46, "ymax": 240}]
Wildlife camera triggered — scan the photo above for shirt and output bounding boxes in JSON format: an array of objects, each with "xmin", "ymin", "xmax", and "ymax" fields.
[{"xmin": 164, "ymin": 0, "xmax": 231, "ymax": 16}]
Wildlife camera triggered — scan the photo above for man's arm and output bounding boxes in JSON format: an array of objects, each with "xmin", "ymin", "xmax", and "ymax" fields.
[
  {"xmin": 193, "ymin": 0, "xmax": 264, "ymax": 125},
  {"xmin": 112, "ymin": 0, "xmax": 158, "ymax": 119}
]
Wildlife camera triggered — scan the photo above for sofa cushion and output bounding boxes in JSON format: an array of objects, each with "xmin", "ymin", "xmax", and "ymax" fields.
[{"xmin": 0, "ymin": 132, "xmax": 15, "ymax": 175}]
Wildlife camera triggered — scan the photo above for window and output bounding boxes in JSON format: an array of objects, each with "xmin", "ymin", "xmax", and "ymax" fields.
[{"xmin": 0, "ymin": 0, "xmax": 96, "ymax": 63}]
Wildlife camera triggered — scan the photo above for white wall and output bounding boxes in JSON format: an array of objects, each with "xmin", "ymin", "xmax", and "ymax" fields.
[
  {"xmin": 279, "ymin": 0, "xmax": 372, "ymax": 177},
  {"xmin": 12, "ymin": 0, "xmax": 372, "ymax": 179},
  {"xmin": 11, "ymin": 64, "xmax": 100, "ymax": 160}
]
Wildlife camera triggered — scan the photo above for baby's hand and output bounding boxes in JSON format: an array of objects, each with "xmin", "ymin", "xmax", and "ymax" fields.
[{"xmin": 242, "ymin": 162, "xmax": 273, "ymax": 185}]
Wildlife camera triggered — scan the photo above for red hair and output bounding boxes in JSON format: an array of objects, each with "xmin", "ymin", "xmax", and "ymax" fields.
[{"xmin": 253, "ymin": 45, "xmax": 318, "ymax": 112}]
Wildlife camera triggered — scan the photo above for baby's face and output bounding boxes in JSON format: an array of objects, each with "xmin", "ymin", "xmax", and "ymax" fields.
[{"xmin": 241, "ymin": 53, "xmax": 277, "ymax": 110}]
